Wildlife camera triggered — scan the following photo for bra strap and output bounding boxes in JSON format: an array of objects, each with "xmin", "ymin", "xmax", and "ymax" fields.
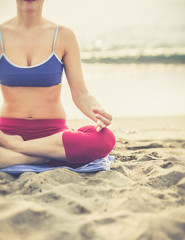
[
  {"xmin": 52, "ymin": 24, "xmax": 59, "ymax": 52},
  {"xmin": 0, "ymin": 28, "xmax": 4, "ymax": 53}
]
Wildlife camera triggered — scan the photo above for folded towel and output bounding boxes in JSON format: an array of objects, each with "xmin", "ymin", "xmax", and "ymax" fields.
[{"xmin": 0, "ymin": 155, "xmax": 115, "ymax": 174}]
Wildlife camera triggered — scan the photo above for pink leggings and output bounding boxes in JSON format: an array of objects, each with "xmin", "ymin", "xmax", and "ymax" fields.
[{"xmin": 0, "ymin": 118, "xmax": 116, "ymax": 166}]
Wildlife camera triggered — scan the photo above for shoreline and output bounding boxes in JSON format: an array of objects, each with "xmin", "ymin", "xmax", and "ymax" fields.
[{"xmin": 68, "ymin": 115, "xmax": 185, "ymax": 136}]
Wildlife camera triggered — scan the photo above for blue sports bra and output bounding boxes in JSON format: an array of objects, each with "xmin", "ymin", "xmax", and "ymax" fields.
[{"xmin": 0, "ymin": 25, "xmax": 64, "ymax": 87}]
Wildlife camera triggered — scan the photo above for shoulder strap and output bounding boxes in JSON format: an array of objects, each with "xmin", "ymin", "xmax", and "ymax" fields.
[
  {"xmin": 52, "ymin": 24, "xmax": 59, "ymax": 52},
  {"xmin": 0, "ymin": 28, "xmax": 4, "ymax": 53}
]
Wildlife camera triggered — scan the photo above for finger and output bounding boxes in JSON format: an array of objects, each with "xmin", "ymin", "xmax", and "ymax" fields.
[
  {"xmin": 96, "ymin": 120, "xmax": 103, "ymax": 132},
  {"xmin": 96, "ymin": 126, "xmax": 102, "ymax": 132},
  {"xmin": 93, "ymin": 107, "xmax": 112, "ymax": 121},
  {"xmin": 95, "ymin": 114, "xmax": 111, "ymax": 126},
  {"xmin": 96, "ymin": 120, "xmax": 106, "ymax": 129}
]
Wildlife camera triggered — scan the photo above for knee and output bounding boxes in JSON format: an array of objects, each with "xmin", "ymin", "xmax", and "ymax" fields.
[
  {"xmin": 79, "ymin": 125, "xmax": 116, "ymax": 157},
  {"xmin": 62, "ymin": 125, "xmax": 116, "ymax": 164},
  {"xmin": 98, "ymin": 127, "xmax": 116, "ymax": 156}
]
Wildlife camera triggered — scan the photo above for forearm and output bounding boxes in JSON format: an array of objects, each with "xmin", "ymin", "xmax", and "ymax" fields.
[
  {"xmin": 73, "ymin": 91, "xmax": 102, "ymax": 122},
  {"xmin": 62, "ymin": 28, "xmax": 112, "ymax": 130}
]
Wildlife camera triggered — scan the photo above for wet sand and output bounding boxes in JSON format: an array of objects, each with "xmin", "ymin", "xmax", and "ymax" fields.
[{"xmin": 0, "ymin": 115, "xmax": 185, "ymax": 240}]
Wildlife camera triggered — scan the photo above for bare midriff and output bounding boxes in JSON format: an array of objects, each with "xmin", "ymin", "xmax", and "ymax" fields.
[{"xmin": 0, "ymin": 84, "xmax": 66, "ymax": 120}]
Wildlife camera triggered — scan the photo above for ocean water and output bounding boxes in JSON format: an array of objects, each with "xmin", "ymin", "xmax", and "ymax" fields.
[
  {"xmin": 0, "ymin": 0, "xmax": 185, "ymax": 118},
  {"xmin": 62, "ymin": 64, "xmax": 185, "ymax": 118}
]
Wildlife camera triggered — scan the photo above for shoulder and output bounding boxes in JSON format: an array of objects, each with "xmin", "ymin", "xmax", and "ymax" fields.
[
  {"xmin": 0, "ymin": 18, "xmax": 20, "ymax": 37},
  {"xmin": 58, "ymin": 26, "xmax": 80, "ymax": 55},
  {"xmin": 44, "ymin": 19, "xmax": 78, "ymax": 44},
  {"xmin": 0, "ymin": 18, "xmax": 16, "ymax": 30},
  {"xmin": 58, "ymin": 26, "xmax": 78, "ymax": 45},
  {"xmin": 43, "ymin": 18, "xmax": 77, "ymax": 40},
  {"xmin": 0, "ymin": 21, "xmax": 13, "ymax": 53}
]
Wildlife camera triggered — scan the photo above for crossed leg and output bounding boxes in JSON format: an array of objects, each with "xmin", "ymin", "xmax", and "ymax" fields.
[
  {"xmin": 0, "ymin": 131, "xmax": 66, "ymax": 160},
  {"xmin": 0, "ymin": 147, "xmax": 49, "ymax": 169},
  {"xmin": 0, "ymin": 126, "xmax": 116, "ymax": 167}
]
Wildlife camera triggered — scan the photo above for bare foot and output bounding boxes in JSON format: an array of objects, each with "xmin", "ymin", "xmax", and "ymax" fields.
[{"xmin": 0, "ymin": 131, "xmax": 23, "ymax": 150}]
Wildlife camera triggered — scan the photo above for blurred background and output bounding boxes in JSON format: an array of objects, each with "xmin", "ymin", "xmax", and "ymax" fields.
[{"xmin": 0, "ymin": 0, "xmax": 185, "ymax": 118}]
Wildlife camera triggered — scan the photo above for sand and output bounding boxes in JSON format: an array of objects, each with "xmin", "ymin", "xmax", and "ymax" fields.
[{"xmin": 0, "ymin": 115, "xmax": 185, "ymax": 240}]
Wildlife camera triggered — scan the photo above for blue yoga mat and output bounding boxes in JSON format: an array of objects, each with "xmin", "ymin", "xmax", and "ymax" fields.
[{"xmin": 0, "ymin": 155, "xmax": 115, "ymax": 174}]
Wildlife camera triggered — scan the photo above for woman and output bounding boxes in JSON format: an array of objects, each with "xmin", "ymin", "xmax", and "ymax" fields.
[{"xmin": 0, "ymin": 0, "xmax": 115, "ymax": 169}]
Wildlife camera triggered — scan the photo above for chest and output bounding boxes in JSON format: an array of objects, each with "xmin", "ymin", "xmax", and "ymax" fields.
[
  {"xmin": 0, "ymin": 25, "xmax": 64, "ymax": 88},
  {"xmin": 3, "ymin": 30, "xmax": 54, "ymax": 67}
]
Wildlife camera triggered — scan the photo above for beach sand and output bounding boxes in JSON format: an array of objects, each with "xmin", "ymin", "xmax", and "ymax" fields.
[{"xmin": 0, "ymin": 115, "xmax": 185, "ymax": 240}]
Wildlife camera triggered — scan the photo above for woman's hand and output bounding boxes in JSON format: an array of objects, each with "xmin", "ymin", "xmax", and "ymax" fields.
[{"xmin": 93, "ymin": 107, "xmax": 113, "ymax": 132}]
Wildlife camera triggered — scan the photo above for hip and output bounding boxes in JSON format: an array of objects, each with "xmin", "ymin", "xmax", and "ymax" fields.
[{"xmin": 0, "ymin": 117, "xmax": 69, "ymax": 141}]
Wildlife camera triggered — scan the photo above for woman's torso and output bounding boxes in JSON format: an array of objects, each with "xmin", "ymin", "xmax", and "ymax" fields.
[{"xmin": 0, "ymin": 18, "xmax": 66, "ymax": 120}]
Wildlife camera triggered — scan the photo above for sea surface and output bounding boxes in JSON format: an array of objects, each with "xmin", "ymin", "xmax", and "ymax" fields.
[{"xmin": 0, "ymin": 0, "xmax": 185, "ymax": 118}]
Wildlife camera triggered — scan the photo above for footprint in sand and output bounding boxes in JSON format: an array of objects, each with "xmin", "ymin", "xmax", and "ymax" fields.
[
  {"xmin": 160, "ymin": 161, "xmax": 173, "ymax": 169},
  {"xmin": 36, "ymin": 191, "xmax": 61, "ymax": 203},
  {"xmin": 127, "ymin": 143, "xmax": 163, "ymax": 150},
  {"xmin": 68, "ymin": 202, "xmax": 91, "ymax": 215},
  {"xmin": 147, "ymin": 171, "xmax": 185, "ymax": 189}
]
